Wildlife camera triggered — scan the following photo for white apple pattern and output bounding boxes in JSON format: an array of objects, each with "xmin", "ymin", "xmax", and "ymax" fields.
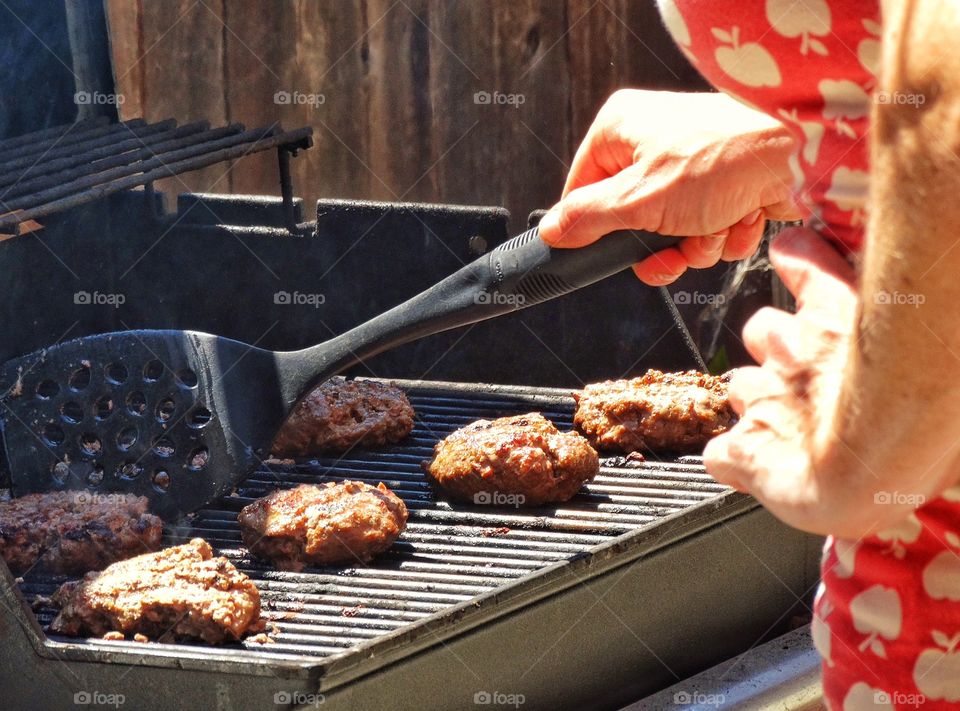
[
  {"xmin": 812, "ymin": 585, "xmax": 833, "ymax": 666},
  {"xmin": 842, "ymin": 681, "xmax": 894, "ymax": 711},
  {"xmin": 913, "ymin": 629, "xmax": 960, "ymax": 702},
  {"xmin": 819, "ymin": 79, "xmax": 870, "ymax": 138},
  {"xmin": 858, "ymin": 18, "xmax": 881, "ymax": 78},
  {"xmin": 832, "ymin": 538, "xmax": 860, "ymax": 579},
  {"xmin": 942, "ymin": 485, "xmax": 960, "ymax": 502},
  {"xmin": 712, "ymin": 26, "xmax": 781, "ymax": 88},
  {"xmin": 777, "ymin": 107, "xmax": 824, "ymax": 165},
  {"xmin": 876, "ymin": 513, "xmax": 922, "ymax": 559},
  {"xmin": 658, "ymin": 0, "xmax": 690, "ymax": 48},
  {"xmin": 765, "ymin": 0, "xmax": 831, "ymax": 56},
  {"xmin": 923, "ymin": 531, "xmax": 960, "ymax": 601},
  {"xmin": 849, "ymin": 584, "xmax": 902, "ymax": 658},
  {"xmin": 825, "ymin": 166, "xmax": 868, "ymax": 226}
]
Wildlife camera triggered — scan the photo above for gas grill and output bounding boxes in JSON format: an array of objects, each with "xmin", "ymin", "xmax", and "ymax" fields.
[
  {"xmin": 1, "ymin": 375, "xmax": 819, "ymax": 710},
  {"xmin": 0, "ymin": 8, "xmax": 821, "ymax": 707}
]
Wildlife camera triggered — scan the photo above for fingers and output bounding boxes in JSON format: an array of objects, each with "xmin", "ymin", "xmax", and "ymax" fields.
[
  {"xmin": 680, "ymin": 230, "xmax": 729, "ymax": 269},
  {"xmin": 721, "ymin": 210, "xmax": 766, "ymax": 261},
  {"xmin": 631, "ymin": 247, "xmax": 688, "ymax": 286},
  {"xmin": 769, "ymin": 227, "xmax": 857, "ymax": 309},
  {"xmin": 726, "ymin": 365, "xmax": 785, "ymax": 415},
  {"xmin": 538, "ymin": 167, "xmax": 653, "ymax": 248},
  {"xmin": 741, "ymin": 306, "xmax": 800, "ymax": 365}
]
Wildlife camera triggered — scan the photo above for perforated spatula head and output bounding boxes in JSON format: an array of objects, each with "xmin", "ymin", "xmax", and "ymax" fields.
[
  {"xmin": 0, "ymin": 330, "xmax": 292, "ymax": 521},
  {"xmin": 0, "ymin": 227, "xmax": 684, "ymax": 521}
]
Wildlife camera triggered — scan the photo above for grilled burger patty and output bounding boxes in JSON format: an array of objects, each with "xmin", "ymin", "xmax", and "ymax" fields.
[
  {"xmin": 272, "ymin": 377, "xmax": 415, "ymax": 456},
  {"xmin": 0, "ymin": 491, "xmax": 163, "ymax": 576},
  {"xmin": 424, "ymin": 413, "xmax": 599, "ymax": 506},
  {"xmin": 238, "ymin": 481, "xmax": 409, "ymax": 570},
  {"xmin": 49, "ymin": 538, "xmax": 261, "ymax": 643},
  {"xmin": 573, "ymin": 370, "xmax": 735, "ymax": 453}
]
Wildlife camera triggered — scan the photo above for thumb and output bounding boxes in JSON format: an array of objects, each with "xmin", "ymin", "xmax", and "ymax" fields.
[{"xmin": 539, "ymin": 167, "xmax": 658, "ymax": 248}]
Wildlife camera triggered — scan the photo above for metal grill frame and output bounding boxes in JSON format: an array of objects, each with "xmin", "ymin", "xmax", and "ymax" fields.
[{"xmin": 0, "ymin": 378, "xmax": 822, "ymax": 710}]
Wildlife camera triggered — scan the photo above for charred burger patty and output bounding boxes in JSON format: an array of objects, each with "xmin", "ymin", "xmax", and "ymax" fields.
[
  {"xmin": 424, "ymin": 413, "xmax": 599, "ymax": 506},
  {"xmin": 49, "ymin": 538, "xmax": 261, "ymax": 643},
  {"xmin": 272, "ymin": 378, "xmax": 415, "ymax": 456},
  {"xmin": 573, "ymin": 370, "xmax": 735, "ymax": 454},
  {"xmin": 0, "ymin": 491, "xmax": 163, "ymax": 576},
  {"xmin": 238, "ymin": 481, "xmax": 408, "ymax": 570}
]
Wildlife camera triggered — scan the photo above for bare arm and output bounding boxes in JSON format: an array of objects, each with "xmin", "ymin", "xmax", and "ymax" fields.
[{"xmin": 827, "ymin": 0, "xmax": 960, "ymax": 515}]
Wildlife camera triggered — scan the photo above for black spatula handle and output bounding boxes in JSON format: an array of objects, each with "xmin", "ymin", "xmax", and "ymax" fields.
[
  {"xmin": 287, "ymin": 227, "xmax": 682, "ymax": 404},
  {"xmin": 486, "ymin": 227, "xmax": 682, "ymax": 307}
]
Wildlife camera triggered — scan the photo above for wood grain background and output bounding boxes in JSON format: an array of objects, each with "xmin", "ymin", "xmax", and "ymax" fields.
[{"xmin": 105, "ymin": 0, "xmax": 707, "ymax": 231}]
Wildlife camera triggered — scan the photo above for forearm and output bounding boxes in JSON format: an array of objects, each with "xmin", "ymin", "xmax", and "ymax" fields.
[{"xmin": 826, "ymin": 0, "xmax": 960, "ymax": 501}]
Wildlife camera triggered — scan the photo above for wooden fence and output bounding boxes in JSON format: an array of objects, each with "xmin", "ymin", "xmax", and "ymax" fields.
[{"xmin": 106, "ymin": 0, "xmax": 706, "ymax": 231}]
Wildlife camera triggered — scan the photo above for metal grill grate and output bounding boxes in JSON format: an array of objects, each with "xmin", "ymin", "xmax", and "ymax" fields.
[
  {"xmin": 0, "ymin": 118, "xmax": 312, "ymax": 235},
  {"xmin": 18, "ymin": 380, "xmax": 729, "ymax": 663}
]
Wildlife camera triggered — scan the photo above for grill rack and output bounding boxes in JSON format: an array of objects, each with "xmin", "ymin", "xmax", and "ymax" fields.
[
  {"xmin": 18, "ymin": 379, "xmax": 733, "ymax": 663},
  {"xmin": 0, "ymin": 117, "xmax": 312, "ymax": 235}
]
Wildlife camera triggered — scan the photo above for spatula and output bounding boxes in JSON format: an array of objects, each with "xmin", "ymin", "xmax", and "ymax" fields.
[{"xmin": 0, "ymin": 227, "xmax": 681, "ymax": 520}]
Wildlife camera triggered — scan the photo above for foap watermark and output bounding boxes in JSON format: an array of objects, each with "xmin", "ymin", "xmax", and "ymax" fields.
[
  {"xmin": 473, "ymin": 690, "xmax": 525, "ymax": 708},
  {"xmin": 672, "ymin": 291, "xmax": 726, "ymax": 306},
  {"xmin": 274, "ymin": 290, "xmax": 326, "ymax": 308},
  {"xmin": 74, "ymin": 291, "xmax": 125, "ymax": 308},
  {"xmin": 273, "ymin": 691, "xmax": 325, "ymax": 706},
  {"xmin": 473, "ymin": 491, "xmax": 526, "ymax": 508},
  {"xmin": 74, "ymin": 91, "xmax": 125, "ymax": 106},
  {"xmin": 474, "ymin": 291, "xmax": 526, "ymax": 307},
  {"xmin": 274, "ymin": 90, "xmax": 325, "ymax": 108},
  {"xmin": 875, "ymin": 91, "xmax": 926, "ymax": 107},
  {"xmin": 73, "ymin": 690, "xmax": 125, "ymax": 708},
  {"xmin": 74, "ymin": 492, "xmax": 131, "ymax": 506},
  {"xmin": 874, "ymin": 690, "xmax": 925, "ymax": 707},
  {"xmin": 874, "ymin": 290, "xmax": 925, "ymax": 308},
  {"xmin": 875, "ymin": 491, "xmax": 926, "ymax": 507},
  {"xmin": 673, "ymin": 690, "xmax": 725, "ymax": 707},
  {"xmin": 474, "ymin": 90, "xmax": 525, "ymax": 108}
]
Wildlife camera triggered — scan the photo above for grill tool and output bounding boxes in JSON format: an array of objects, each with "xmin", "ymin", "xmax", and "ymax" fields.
[{"xmin": 0, "ymin": 227, "xmax": 680, "ymax": 519}]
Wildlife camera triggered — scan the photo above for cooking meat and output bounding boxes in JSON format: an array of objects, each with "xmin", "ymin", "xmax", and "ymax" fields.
[
  {"xmin": 49, "ymin": 538, "xmax": 261, "ymax": 643},
  {"xmin": 238, "ymin": 481, "xmax": 408, "ymax": 570},
  {"xmin": 0, "ymin": 491, "xmax": 162, "ymax": 576},
  {"xmin": 272, "ymin": 377, "xmax": 415, "ymax": 456},
  {"xmin": 573, "ymin": 369, "xmax": 735, "ymax": 453},
  {"xmin": 423, "ymin": 413, "xmax": 599, "ymax": 506}
]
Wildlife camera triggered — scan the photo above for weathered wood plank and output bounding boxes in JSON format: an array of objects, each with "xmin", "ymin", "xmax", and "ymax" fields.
[{"xmin": 139, "ymin": 0, "xmax": 228, "ymax": 196}]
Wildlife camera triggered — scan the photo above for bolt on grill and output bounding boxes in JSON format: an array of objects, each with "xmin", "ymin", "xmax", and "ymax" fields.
[{"xmin": 18, "ymin": 380, "xmax": 729, "ymax": 663}]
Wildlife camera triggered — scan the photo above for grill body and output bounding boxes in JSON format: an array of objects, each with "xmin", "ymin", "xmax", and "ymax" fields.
[{"xmin": 2, "ymin": 379, "xmax": 820, "ymax": 711}]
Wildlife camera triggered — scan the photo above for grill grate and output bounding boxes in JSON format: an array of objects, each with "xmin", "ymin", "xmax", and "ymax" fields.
[
  {"xmin": 0, "ymin": 118, "xmax": 312, "ymax": 235},
  {"xmin": 17, "ymin": 380, "xmax": 729, "ymax": 663}
]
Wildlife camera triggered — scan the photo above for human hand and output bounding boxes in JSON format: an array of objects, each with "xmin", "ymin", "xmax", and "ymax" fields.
[
  {"xmin": 538, "ymin": 89, "xmax": 802, "ymax": 285},
  {"xmin": 703, "ymin": 227, "xmax": 883, "ymax": 538}
]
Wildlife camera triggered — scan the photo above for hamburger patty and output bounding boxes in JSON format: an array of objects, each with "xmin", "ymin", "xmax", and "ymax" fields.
[
  {"xmin": 573, "ymin": 370, "xmax": 735, "ymax": 453},
  {"xmin": 272, "ymin": 377, "xmax": 415, "ymax": 456},
  {"xmin": 0, "ymin": 491, "xmax": 163, "ymax": 576},
  {"xmin": 49, "ymin": 538, "xmax": 261, "ymax": 643},
  {"xmin": 424, "ymin": 413, "xmax": 599, "ymax": 506},
  {"xmin": 238, "ymin": 481, "xmax": 408, "ymax": 570}
]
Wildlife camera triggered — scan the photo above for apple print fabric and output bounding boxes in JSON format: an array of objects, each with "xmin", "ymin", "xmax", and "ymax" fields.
[
  {"xmin": 657, "ymin": 2, "xmax": 960, "ymax": 707},
  {"xmin": 658, "ymin": 0, "xmax": 877, "ymax": 252}
]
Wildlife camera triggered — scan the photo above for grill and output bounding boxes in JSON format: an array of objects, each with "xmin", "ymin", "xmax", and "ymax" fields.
[
  {"xmin": 0, "ymin": 116, "xmax": 312, "ymax": 236},
  {"xmin": 1, "ymin": 11, "xmax": 820, "ymax": 703},
  {"xmin": 2, "ymin": 379, "xmax": 819, "ymax": 710}
]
